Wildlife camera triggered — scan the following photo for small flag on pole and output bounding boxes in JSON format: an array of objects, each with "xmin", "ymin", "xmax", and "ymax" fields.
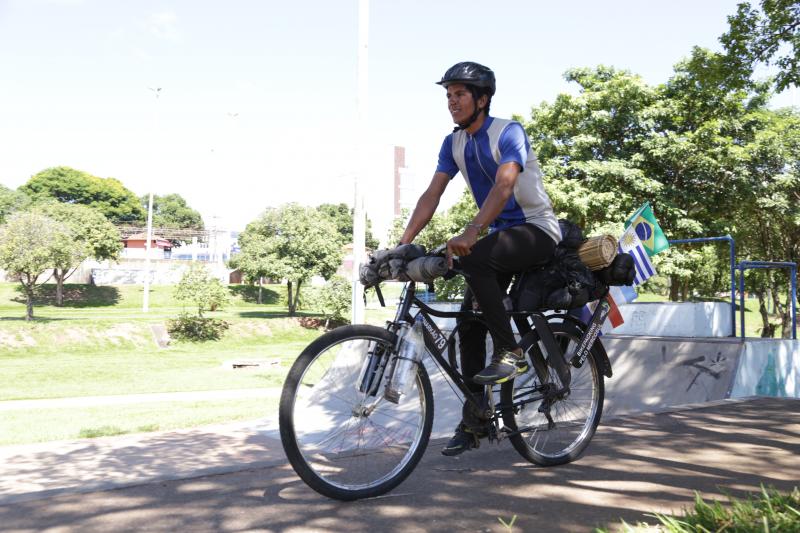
[
  {"xmin": 625, "ymin": 202, "xmax": 669, "ymax": 257},
  {"xmin": 619, "ymin": 228, "xmax": 656, "ymax": 286}
]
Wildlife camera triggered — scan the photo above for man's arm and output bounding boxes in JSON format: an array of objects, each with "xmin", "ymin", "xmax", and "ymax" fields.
[
  {"xmin": 399, "ymin": 172, "xmax": 451, "ymax": 245},
  {"xmin": 446, "ymin": 161, "xmax": 520, "ymax": 265}
]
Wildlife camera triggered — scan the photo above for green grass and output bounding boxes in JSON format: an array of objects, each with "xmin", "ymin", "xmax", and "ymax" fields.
[
  {"xmin": 599, "ymin": 486, "xmax": 800, "ymax": 532},
  {"xmin": 0, "ymin": 397, "xmax": 279, "ymax": 445},
  {"xmin": 0, "ymin": 281, "xmax": 398, "ymax": 445}
]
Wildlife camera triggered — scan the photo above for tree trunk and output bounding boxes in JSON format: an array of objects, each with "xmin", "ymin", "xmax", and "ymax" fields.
[
  {"xmin": 257, "ymin": 277, "xmax": 263, "ymax": 305},
  {"xmin": 669, "ymin": 275, "xmax": 680, "ymax": 301},
  {"xmin": 779, "ymin": 287, "xmax": 792, "ymax": 339},
  {"xmin": 54, "ymin": 268, "xmax": 65, "ymax": 307},
  {"xmin": 287, "ymin": 280, "xmax": 295, "ymax": 316},
  {"xmin": 24, "ymin": 283, "xmax": 35, "ymax": 321},
  {"xmin": 756, "ymin": 290, "xmax": 775, "ymax": 338},
  {"xmin": 680, "ymin": 280, "xmax": 689, "ymax": 301},
  {"xmin": 294, "ymin": 280, "xmax": 303, "ymax": 311}
]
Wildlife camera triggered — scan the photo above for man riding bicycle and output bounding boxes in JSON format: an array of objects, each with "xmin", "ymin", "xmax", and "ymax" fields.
[{"xmin": 398, "ymin": 61, "xmax": 562, "ymax": 456}]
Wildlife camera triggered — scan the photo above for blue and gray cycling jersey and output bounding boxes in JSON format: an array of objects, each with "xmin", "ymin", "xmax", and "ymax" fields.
[{"xmin": 436, "ymin": 116, "xmax": 561, "ymax": 244}]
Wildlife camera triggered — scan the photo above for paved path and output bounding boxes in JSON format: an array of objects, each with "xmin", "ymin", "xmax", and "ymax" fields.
[{"xmin": 1, "ymin": 397, "xmax": 798, "ymax": 532}]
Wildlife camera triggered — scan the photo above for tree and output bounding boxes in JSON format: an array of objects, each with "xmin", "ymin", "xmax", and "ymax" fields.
[
  {"xmin": 21, "ymin": 166, "xmax": 145, "ymax": 224},
  {"xmin": 140, "ymin": 193, "xmax": 204, "ymax": 231},
  {"xmin": 318, "ymin": 202, "xmax": 380, "ymax": 249},
  {"xmin": 174, "ymin": 262, "xmax": 229, "ymax": 317},
  {"xmin": 237, "ymin": 204, "xmax": 343, "ymax": 315},
  {"xmin": 0, "ymin": 211, "xmax": 66, "ymax": 320},
  {"xmin": 0, "ymin": 185, "xmax": 29, "ymax": 224},
  {"xmin": 309, "ymin": 275, "xmax": 352, "ymax": 329},
  {"xmin": 721, "ymin": 0, "xmax": 800, "ymax": 91},
  {"xmin": 227, "ymin": 232, "xmax": 271, "ymax": 304},
  {"xmin": 36, "ymin": 202, "xmax": 122, "ymax": 306},
  {"xmin": 733, "ymin": 108, "xmax": 800, "ymax": 337}
]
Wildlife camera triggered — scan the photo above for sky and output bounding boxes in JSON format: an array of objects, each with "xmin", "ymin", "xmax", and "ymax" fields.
[{"xmin": 0, "ymin": 0, "xmax": 795, "ymax": 240}]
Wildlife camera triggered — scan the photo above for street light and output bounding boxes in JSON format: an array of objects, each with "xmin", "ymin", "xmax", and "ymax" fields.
[
  {"xmin": 351, "ymin": 0, "xmax": 368, "ymax": 324},
  {"xmin": 142, "ymin": 87, "xmax": 162, "ymax": 313}
]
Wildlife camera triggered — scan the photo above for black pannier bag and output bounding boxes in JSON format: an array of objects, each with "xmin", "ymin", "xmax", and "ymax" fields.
[
  {"xmin": 596, "ymin": 252, "xmax": 636, "ymax": 286},
  {"xmin": 511, "ymin": 219, "xmax": 635, "ymax": 312}
]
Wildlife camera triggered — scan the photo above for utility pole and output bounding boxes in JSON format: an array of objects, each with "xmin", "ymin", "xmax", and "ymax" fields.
[
  {"xmin": 143, "ymin": 87, "xmax": 162, "ymax": 313},
  {"xmin": 351, "ymin": 0, "xmax": 368, "ymax": 324}
]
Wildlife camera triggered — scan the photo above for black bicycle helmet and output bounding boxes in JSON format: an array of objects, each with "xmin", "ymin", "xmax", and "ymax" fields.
[{"xmin": 436, "ymin": 61, "xmax": 496, "ymax": 96}]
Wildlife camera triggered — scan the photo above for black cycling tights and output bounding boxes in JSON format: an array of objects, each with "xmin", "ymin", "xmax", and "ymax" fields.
[{"xmin": 457, "ymin": 223, "xmax": 556, "ymax": 392}]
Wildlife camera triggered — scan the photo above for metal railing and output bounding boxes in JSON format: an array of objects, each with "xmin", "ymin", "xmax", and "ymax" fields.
[{"xmin": 737, "ymin": 261, "xmax": 797, "ymax": 340}]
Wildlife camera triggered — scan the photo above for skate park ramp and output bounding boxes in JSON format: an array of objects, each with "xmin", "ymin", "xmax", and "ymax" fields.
[{"xmin": 423, "ymin": 302, "xmax": 800, "ymax": 433}]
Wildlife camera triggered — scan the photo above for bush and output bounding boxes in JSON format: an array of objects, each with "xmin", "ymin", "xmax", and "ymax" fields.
[
  {"xmin": 174, "ymin": 263, "xmax": 229, "ymax": 317},
  {"xmin": 167, "ymin": 314, "xmax": 230, "ymax": 342},
  {"xmin": 307, "ymin": 276, "xmax": 351, "ymax": 328}
]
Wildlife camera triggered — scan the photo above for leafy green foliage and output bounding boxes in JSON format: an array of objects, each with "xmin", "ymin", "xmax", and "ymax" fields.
[
  {"xmin": 307, "ymin": 276, "xmax": 352, "ymax": 328},
  {"xmin": 141, "ymin": 193, "xmax": 204, "ymax": 231},
  {"xmin": 167, "ymin": 313, "xmax": 230, "ymax": 342},
  {"xmin": 235, "ymin": 203, "xmax": 343, "ymax": 315},
  {"xmin": 33, "ymin": 202, "xmax": 122, "ymax": 306},
  {"xmin": 0, "ymin": 211, "xmax": 68, "ymax": 320},
  {"xmin": 174, "ymin": 263, "xmax": 229, "ymax": 317},
  {"xmin": 318, "ymin": 203, "xmax": 380, "ymax": 249},
  {"xmin": 21, "ymin": 166, "xmax": 145, "ymax": 224},
  {"xmin": 721, "ymin": 0, "xmax": 800, "ymax": 91},
  {"xmin": 0, "ymin": 185, "xmax": 29, "ymax": 224}
]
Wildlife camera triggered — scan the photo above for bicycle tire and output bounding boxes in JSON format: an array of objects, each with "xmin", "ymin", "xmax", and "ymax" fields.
[
  {"xmin": 279, "ymin": 324, "xmax": 434, "ymax": 501},
  {"xmin": 501, "ymin": 320, "xmax": 604, "ymax": 466}
]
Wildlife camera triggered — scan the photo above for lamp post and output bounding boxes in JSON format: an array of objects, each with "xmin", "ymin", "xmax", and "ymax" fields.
[
  {"xmin": 351, "ymin": 0, "xmax": 368, "ymax": 324},
  {"xmin": 143, "ymin": 87, "xmax": 161, "ymax": 313}
]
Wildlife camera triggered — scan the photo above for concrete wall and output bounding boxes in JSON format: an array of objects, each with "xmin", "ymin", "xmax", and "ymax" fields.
[
  {"xmin": 731, "ymin": 340, "xmax": 800, "ymax": 398},
  {"xmin": 92, "ymin": 259, "xmax": 231, "ymax": 285},
  {"xmin": 602, "ymin": 335, "xmax": 743, "ymax": 417},
  {"xmin": 614, "ymin": 302, "xmax": 733, "ymax": 337}
]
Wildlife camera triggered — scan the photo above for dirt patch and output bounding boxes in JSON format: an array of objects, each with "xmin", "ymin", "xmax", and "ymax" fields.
[
  {"xmin": 229, "ymin": 321, "xmax": 274, "ymax": 337},
  {"xmin": 0, "ymin": 330, "xmax": 37, "ymax": 348},
  {"xmin": 103, "ymin": 323, "xmax": 147, "ymax": 346}
]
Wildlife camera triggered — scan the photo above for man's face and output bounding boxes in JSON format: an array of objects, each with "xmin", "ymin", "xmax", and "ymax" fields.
[{"xmin": 445, "ymin": 83, "xmax": 477, "ymax": 125}]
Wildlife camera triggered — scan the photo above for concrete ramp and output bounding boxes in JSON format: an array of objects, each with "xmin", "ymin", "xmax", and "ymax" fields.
[
  {"xmin": 602, "ymin": 335, "xmax": 743, "ymax": 417},
  {"xmin": 425, "ymin": 333, "xmax": 799, "ymax": 431}
]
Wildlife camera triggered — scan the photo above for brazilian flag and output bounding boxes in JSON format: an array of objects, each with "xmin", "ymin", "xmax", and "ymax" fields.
[{"xmin": 624, "ymin": 202, "xmax": 669, "ymax": 256}]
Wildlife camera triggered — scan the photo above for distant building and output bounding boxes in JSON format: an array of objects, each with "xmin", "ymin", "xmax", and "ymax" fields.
[{"xmin": 122, "ymin": 233, "xmax": 172, "ymax": 259}]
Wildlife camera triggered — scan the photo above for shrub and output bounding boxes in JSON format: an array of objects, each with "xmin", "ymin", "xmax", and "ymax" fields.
[
  {"xmin": 167, "ymin": 313, "xmax": 230, "ymax": 342},
  {"xmin": 174, "ymin": 263, "xmax": 229, "ymax": 317},
  {"xmin": 308, "ymin": 276, "xmax": 351, "ymax": 329}
]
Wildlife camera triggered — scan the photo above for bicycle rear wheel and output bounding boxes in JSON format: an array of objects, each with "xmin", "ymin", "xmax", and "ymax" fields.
[
  {"xmin": 501, "ymin": 321, "xmax": 604, "ymax": 466},
  {"xmin": 279, "ymin": 325, "xmax": 434, "ymax": 500}
]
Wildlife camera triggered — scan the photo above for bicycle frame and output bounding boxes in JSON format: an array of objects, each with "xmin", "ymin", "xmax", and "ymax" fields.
[{"xmin": 386, "ymin": 281, "xmax": 612, "ymax": 421}]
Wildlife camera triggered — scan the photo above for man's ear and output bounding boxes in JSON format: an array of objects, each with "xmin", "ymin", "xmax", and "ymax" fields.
[{"xmin": 477, "ymin": 94, "xmax": 489, "ymax": 111}]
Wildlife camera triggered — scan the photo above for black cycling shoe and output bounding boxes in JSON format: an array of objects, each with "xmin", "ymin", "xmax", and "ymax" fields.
[
  {"xmin": 472, "ymin": 349, "xmax": 528, "ymax": 385},
  {"xmin": 441, "ymin": 423, "xmax": 486, "ymax": 456}
]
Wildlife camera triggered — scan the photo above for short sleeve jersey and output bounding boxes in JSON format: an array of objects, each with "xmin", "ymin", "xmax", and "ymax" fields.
[{"xmin": 436, "ymin": 116, "xmax": 561, "ymax": 243}]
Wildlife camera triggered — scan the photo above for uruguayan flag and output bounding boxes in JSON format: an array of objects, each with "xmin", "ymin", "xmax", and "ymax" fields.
[{"xmin": 618, "ymin": 228, "xmax": 655, "ymax": 285}]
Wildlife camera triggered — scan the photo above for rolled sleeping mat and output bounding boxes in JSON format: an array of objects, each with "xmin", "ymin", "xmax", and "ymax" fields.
[
  {"xmin": 578, "ymin": 235, "xmax": 617, "ymax": 270},
  {"xmin": 405, "ymin": 256, "xmax": 448, "ymax": 283}
]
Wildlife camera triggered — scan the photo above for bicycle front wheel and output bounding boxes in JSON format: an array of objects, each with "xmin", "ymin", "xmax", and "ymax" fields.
[
  {"xmin": 501, "ymin": 321, "xmax": 604, "ymax": 466},
  {"xmin": 279, "ymin": 325, "xmax": 434, "ymax": 501}
]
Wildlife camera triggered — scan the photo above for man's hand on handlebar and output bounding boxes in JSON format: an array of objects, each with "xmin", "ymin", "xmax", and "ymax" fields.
[{"xmin": 445, "ymin": 225, "xmax": 480, "ymax": 268}]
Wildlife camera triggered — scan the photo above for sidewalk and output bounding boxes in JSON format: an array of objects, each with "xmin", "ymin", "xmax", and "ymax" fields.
[
  {"xmin": 0, "ymin": 397, "xmax": 797, "ymax": 532},
  {"xmin": 0, "ymin": 416, "xmax": 284, "ymax": 505}
]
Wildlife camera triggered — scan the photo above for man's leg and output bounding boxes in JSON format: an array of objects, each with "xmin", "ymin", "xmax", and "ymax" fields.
[{"xmin": 459, "ymin": 224, "xmax": 556, "ymax": 384}]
